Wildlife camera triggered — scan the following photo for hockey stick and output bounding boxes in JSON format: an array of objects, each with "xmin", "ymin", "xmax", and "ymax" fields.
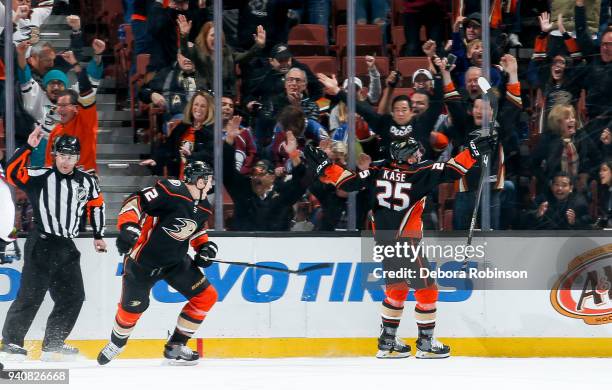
[
  {"xmin": 462, "ymin": 77, "xmax": 499, "ymax": 271},
  {"xmin": 197, "ymin": 257, "xmax": 333, "ymax": 274}
]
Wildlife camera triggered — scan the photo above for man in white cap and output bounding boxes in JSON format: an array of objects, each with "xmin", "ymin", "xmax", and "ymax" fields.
[{"xmin": 412, "ymin": 68, "xmax": 434, "ymax": 93}]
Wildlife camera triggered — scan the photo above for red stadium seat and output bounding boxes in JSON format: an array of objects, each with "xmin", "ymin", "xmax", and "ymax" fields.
[
  {"xmin": 288, "ymin": 24, "xmax": 328, "ymax": 56},
  {"xmin": 395, "ymin": 57, "xmax": 430, "ymax": 86},
  {"xmin": 334, "ymin": 24, "xmax": 384, "ymax": 58},
  {"xmin": 295, "ymin": 56, "xmax": 338, "ymax": 76},
  {"xmin": 390, "ymin": 87, "xmax": 415, "ymax": 101},
  {"xmin": 342, "ymin": 56, "xmax": 389, "ymax": 79}
]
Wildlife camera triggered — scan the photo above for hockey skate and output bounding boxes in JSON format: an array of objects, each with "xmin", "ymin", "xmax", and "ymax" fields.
[
  {"xmin": 40, "ymin": 343, "xmax": 80, "ymax": 362},
  {"xmin": 163, "ymin": 342, "xmax": 199, "ymax": 366},
  {"xmin": 415, "ymin": 337, "xmax": 450, "ymax": 359},
  {"xmin": 0, "ymin": 343, "xmax": 27, "ymax": 361},
  {"xmin": 376, "ymin": 327, "xmax": 411, "ymax": 359},
  {"xmin": 97, "ymin": 341, "xmax": 124, "ymax": 365}
]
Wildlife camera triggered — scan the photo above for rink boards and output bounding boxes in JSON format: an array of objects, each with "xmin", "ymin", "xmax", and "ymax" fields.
[{"xmin": 1, "ymin": 234, "xmax": 611, "ymax": 358}]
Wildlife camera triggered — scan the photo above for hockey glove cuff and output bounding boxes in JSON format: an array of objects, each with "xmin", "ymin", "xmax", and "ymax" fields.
[
  {"xmin": 304, "ymin": 144, "xmax": 332, "ymax": 177},
  {"xmin": 468, "ymin": 127, "xmax": 498, "ymax": 159}
]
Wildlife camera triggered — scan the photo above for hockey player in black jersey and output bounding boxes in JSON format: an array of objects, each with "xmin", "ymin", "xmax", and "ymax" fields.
[
  {"xmin": 304, "ymin": 133, "xmax": 496, "ymax": 359},
  {"xmin": 97, "ymin": 161, "xmax": 219, "ymax": 366}
]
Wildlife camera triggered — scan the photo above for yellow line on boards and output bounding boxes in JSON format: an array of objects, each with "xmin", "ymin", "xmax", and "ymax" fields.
[{"xmin": 20, "ymin": 338, "xmax": 612, "ymax": 360}]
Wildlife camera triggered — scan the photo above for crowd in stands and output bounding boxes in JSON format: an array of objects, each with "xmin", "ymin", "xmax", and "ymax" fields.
[{"xmin": 1, "ymin": 0, "xmax": 611, "ymax": 232}]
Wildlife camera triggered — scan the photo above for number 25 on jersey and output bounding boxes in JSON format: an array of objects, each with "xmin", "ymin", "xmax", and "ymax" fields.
[{"xmin": 376, "ymin": 180, "xmax": 411, "ymax": 211}]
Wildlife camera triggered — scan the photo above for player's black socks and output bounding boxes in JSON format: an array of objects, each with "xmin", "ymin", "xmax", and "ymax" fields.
[{"xmin": 168, "ymin": 328, "xmax": 190, "ymax": 345}]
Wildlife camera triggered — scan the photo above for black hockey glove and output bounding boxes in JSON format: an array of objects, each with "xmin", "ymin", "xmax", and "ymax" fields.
[
  {"xmin": 194, "ymin": 241, "xmax": 218, "ymax": 268},
  {"xmin": 116, "ymin": 223, "xmax": 141, "ymax": 256},
  {"xmin": 303, "ymin": 144, "xmax": 332, "ymax": 177},
  {"xmin": 468, "ymin": 127, "xmax": 498, "ymax": 159}
]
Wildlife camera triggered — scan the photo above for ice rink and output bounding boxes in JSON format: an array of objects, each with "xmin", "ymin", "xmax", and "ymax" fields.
[{"xmin": 1, "ymin": 357, "xmax": 610, "ymax": 389}]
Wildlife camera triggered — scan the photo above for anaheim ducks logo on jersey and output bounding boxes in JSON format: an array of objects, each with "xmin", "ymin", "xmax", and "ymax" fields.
[
  {"xmin": 163, "ymin": 218, "xmax": 198, "ymax": 241},
  {"xmin": 390, "ymin": 125, "xmax": 413, "ymax": 138}
]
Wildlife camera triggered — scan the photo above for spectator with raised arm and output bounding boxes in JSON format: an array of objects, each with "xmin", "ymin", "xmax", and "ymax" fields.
[
  {"xmin": 146, "ymin": 0, "xmax": 210, "ymax": 73},
  {"xmin": 529, "ymin": 12, "xmax": 585, "ymax": 129},
  {"xmin": 317, "ymin": 65, "xmax": 443, "ymax": 161},
  {"xmin": 243, "ymin": 43, "xmax": 323, "ymax": 108},
  {"xmin": 223, "ymin": 127, "xmax": 310, "ymax": 231},
  {"xmin": 17, "ymin": 38, "xmax": 104, "ymax": 167},
  {"xmin": 178, "ymin": 18, "xmax": 265, "ymax": 96},
  {"xmin": 452, "ymin": 54, "xmax": 523, "ymax": 230},
  {"xmin": 139, "ymin": 51, "xmax": 206, "ymax": 132}
]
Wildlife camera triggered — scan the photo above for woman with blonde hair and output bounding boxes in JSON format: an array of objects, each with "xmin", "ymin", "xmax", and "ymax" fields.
[
  {"xmin": 141, "ymin": 91, "xmax": 216, "ymax": 179},
  {"xmin": 531, "ymin": 103, "xmax": 601, "ymax": 194},
  {"xmin": 177, "ymin": 18, "xmax": 266, "ymax": 96}
]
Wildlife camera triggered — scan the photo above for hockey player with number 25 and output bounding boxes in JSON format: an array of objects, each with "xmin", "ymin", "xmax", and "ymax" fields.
[
  {"xmin": 97, "ymin": 161, "xmax": 219, "ymax": 366},
  {"xmin": 304, "ymin": 131, "xmax": 496, "ymax": 359}
]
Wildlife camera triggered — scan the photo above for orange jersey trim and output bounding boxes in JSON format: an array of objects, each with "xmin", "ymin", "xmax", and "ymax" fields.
[
  {"xmin": 398, "ymin": 198, "xmax": 426, "ymax": 239},
  {"xmin": 6, "ymin": 148, "xmax": 32, "ymax": 186},
  {"xmin": 158, "ymin": 181, "xmax": 193, "ymax": 203},
  {"xmin": 190, "ymin": 233, "xmax": 209, "ymax": 250}
]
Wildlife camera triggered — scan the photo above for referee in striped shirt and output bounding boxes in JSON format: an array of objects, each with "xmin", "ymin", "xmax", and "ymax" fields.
[{"xmin": 0, "ymin": 127, "xmax": 107, "ymax": 361}]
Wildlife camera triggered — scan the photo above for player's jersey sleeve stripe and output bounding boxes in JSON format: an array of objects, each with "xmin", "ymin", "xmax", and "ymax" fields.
[
  {"xmin": 448, "ymin": 149, "xmax": 476, "ymax": 173},
  {"xmin": 117, "ymin": 195, "xmax": 142, "ymax": 229},
  {"xmin": 190, "ymin": 230, "xmax": 209, "ymax": 250},
  {"xmin": 506, "ymin": 82, "xmax": 522, "ymax": 108},
  {"xmin": 6, "ymin": 147, "xmax": 32, "ymax": 187},
  {"xmin": 320, "ymin": 164, "xmax": 350, "ymax": 185}
]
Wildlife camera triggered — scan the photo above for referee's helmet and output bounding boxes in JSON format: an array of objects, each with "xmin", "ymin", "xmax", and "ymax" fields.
[{"xmin": 53, "ymin": 135, "xmax": 81, "ymax": 155}]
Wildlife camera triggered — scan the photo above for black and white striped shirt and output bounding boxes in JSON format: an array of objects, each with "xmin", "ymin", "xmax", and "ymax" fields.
[{"xmin": 6, "ymin": 145, "xmax": 105, "ymax": 239}]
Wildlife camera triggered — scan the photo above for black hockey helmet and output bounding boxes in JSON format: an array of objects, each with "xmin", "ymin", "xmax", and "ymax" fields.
[
  {"xmin": 184, "ymin": 161, "xmax": 213, "ymax": 184},
  {"xmin": 389, "ymin": 138, "xmax": 420, "ymax": 163},
  {"xmin": 53, "ymin": 134, "xmax": 80, "ymax": 155}
]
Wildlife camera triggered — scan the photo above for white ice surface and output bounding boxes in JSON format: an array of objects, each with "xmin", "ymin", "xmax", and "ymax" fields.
[{"xmin": 2, "ymin": 357, "xmax": 611, "ymax": 389}]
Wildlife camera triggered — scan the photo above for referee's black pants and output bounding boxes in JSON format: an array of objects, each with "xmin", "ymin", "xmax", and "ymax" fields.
[{"xmin": 1, "ymin": 231, "xmax": 85, "ymax": 348}]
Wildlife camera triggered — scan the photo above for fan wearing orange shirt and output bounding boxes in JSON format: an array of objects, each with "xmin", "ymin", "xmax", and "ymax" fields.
[{"xmin": 45, "ymin": 81, "xmax": 98, "ymax": 172}]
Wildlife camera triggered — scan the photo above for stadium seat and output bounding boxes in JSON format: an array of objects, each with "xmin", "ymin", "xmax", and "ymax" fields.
[
  {"xmin": 295, "ymin": 56, "xmax": 337, "ymax": 76},
  {"xmin": 334, "ymin": 25, "xmax": 384, "ymax": 58},
  {"xmin": 390, "ymin": 87, "xmax": 415, "ymax": 101},
  {"xmin": 395, "ymin": 57, "xmax": 430, "ymax": 86},
  {"xmin": 341, "ymin": 56, "xmax": 389, "ymax": 79},
  {"xmin": 288, "ymin": 24, "xmax": 328, "ymax": 56}
]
